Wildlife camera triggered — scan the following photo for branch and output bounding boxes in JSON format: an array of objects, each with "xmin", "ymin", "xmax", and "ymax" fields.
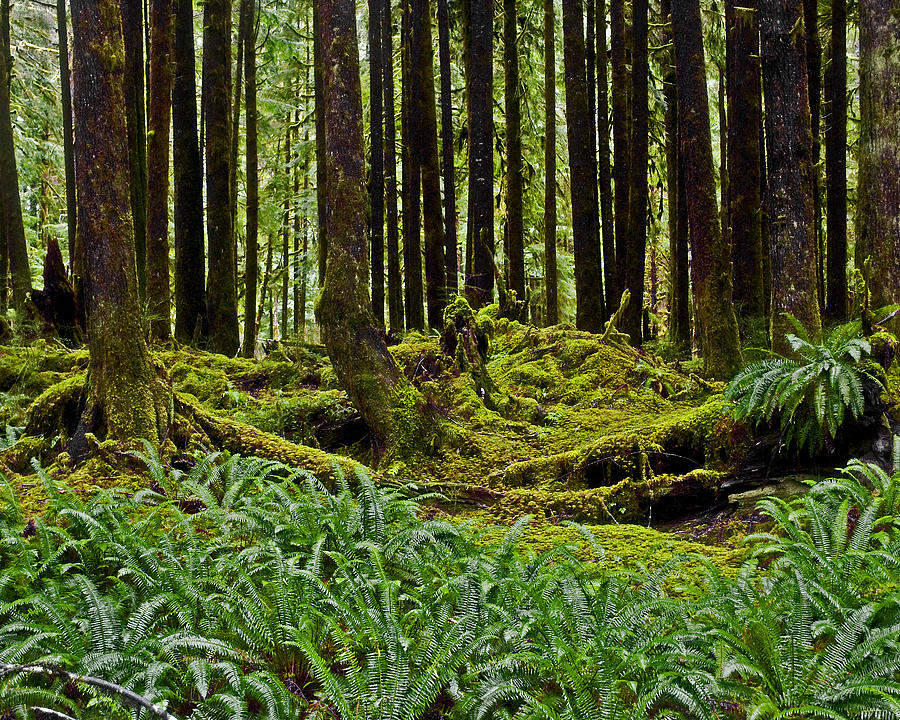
[{"xmin": 0, "ymin": 663, "xmax": 180, "ymax": 720}]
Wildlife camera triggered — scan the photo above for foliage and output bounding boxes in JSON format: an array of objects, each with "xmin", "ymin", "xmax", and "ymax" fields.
[
  {"xmin": 724, "ymin": 319, "xmax": 882, "ymax": 455},
  {"xmin": 0, "ymin": 446, "xmax": 898, "ymax": 719}
]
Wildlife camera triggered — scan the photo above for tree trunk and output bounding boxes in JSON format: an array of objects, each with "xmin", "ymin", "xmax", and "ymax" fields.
[
  {"xmin": 504, "ymin": 0, "xmax": 525, "ymax": 305},
  {"xmin": 726, "ymin": 0, "xmax": 765, "ymax": 336},
  {"xmin": 803, "ymin": 0, "xmax": 823, "ymax": 307},
  {"xmin": 856, "ymin": 0, "xmax": 900, "ymax": 320},
  {"xmin": 313, "ymin": 0, "xmax": 328, "ymax": 288},
  {"xmin": 544, "ymin": 0, "xmax": 558, "ymax": 325},
  {"xmin": 465, "ymin": 0, "xmax": 494, "ymax": 308},
  {"xmin": 437, "ymin": 0, "xmax": 457, "ymax": 296},
  {"xmin": 121, "ymin": 0, "xmax": 147, "ymax": 301},
  {"xmin": 562, "ymin": 0, "xmax": 603, "ymax": 333},
  {"xmin": 281, "ymin": 125, "xmax": 291, "ymax": 338},
  {"xmin": 293, "ymin": 105, "xmax": 302, "ymax": 334},
  {"xmin": 610, "ymin": 0, "xmax": 629, "ymax": 296},
  {"xmin": 146, "ymin": 0, "xmax": 174, "ymax": 340},
  {"xmin": 256, "ymin": 230, "xmax": 273, "ymax": 335},
  {"xmin": 383, "ymin": 0, "xmax": 403, "ymax": 332},
  {"xmin": 0, "ymin": 0, "xmax": 32, "ymax": 313},
  {"xmin": 672, "ymin": 0, "xmax": 742, "ymax": 378},
  {"xmin": 229, "ymin": 0, "xmax": 247, "ymax": 230},
  {"xmin": 623, "ymin": 0, "xmax": 648, "ymax": 343},
  {"xmin": 241, "ymin": 0, "xmax": 257, "ymax": 357},
  {"xmin": 597, "ymin": 0, "xmax": 615, "ymax": 315},
  {"xmin": 369, "ymin": 0, "xmax": 385, "ymax": 325},
  {"xmin": 203, "ymin": 0, "xmax": 239, "ymax": 355},
  {"xmin": 56, "ymin": 0, "xmax": 76, "ymax": 270},
  {"xmin": 173, "ymin": 0, "xmax": 207, "ymax": 344},
  {"xmin": 69, "ymin": 0, "xmax": 170, "ymax": 454},
  {"xmin": 824, "ymin": 0, "xmax": 847, "ymax": 320},
  {"xmin": 411, "ymin": 0, "xmax": 446, "ymax": 329},
  {"xmin": 400, "ymin": 4, "xmax": 424, "ymax": 330},
  {"xmin": 315, "ymin": 0, "xmax": 435, "ymax": 456},
  {"xmin": 759, "ymin": 0, "xmax": 822, "ymax": 347}
]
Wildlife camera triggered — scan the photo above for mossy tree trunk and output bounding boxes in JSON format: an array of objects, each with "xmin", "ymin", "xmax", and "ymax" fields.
[
  {"xmin": 759, "ymin": 0, "xmax": 822, "ymax": 348},
  {"xmin": 314, "ymin": 0, "xmax": 434, "ymax": 456},
  {"xmin": 726, "ymin": 0, "xmax": 765, "ymax": 337},
  {"xmin": 368, "ymin": 0, "xmax": 385, "ymax": 326},
  {"xmin": 856, "ymin": 0, "xmax": 900, "ymax": 321},
  {"xmin": 465, "ymin": 0, "xmax": 494, "ymax": 308},
  {"xmin": 382, "ymin": 0, "xmax": 403, "ymax": 333},
  {"xmin": 610, "ymin": 0, "xmax": 629, "ymax": 297},
  {"xmin": 56, "ymin": 0, "xmax": 76, "ymax": 270},
  {"xmin": 562, "ymin": 0, "xmax": 603, "ymax": 333},
  {"xmin": 0, "ymin": 0, "xmax": 32, "ymax": 314},
  {"xmin": 623, "ymin": 0, "xmax": 649, "ymax": 343},
  {"xmin": 121, "ymin": 0, "xmax": 147, "ymax": 301},
  {"xmin": 596, "ymin": 0, "xmax": 616, "ymax": 316},
  {"xmin": 411, "ymin": 0, "xmax": 446, "ymax": 329},
  {"xmin": 824, "ymin": 0, "xmax": 847, "ymax": 320},
  {"xmin": 203, "ymin": 0, "xmax": 240, "ymax": 355},
  {"xmin": 543, "ymin": 0, "xmax": 558, "ymax": 325},
  {"xmin": 281, "ymin": 124, "xmax": 291, "ymax": 339},
  {"xmin": 803, "ymin": 0, "xmax": 822, "ymax": 306},
  {"xmin": 173, "ymin": 0, "xmax": 207, "ymax": 344},
  {"xmin": 504, "ymin": 0, "xmax": 525, "ymax": 305},
  {"xmin": 672, "ymin": 0, "xmax": 742, "ymax": 378},
  {"xmin": 313, "ymin": 0, "xmax": 328, "ymax": 288},
  {"xmin": 70, "ymin": 0, "xmax": 170, "ymax": 454},
  {"xmin": 437, "ymin": 0, "xmax": 457, "ymax": 296},
  {"xmin": 242, "ymin": 0, "xmax": 258, "ymax": 357},
  {"xmin": 147, "ymin": 0, "xmax": 174, "ymax": 340}
]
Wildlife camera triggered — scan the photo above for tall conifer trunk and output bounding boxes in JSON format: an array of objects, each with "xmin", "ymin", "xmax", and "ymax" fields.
[
  {"xmin": 543, "ymin": 0, "xmax": 558, "ymax": 325},
  {"xmin": 672, "ymin": 0, "xmax": 742, "ymax": 377},
  {"xmin": 383, "ymin": 0, "xmax": 403, "ymax": 332},
  {"xmin": 824, "ymin": 0, "xmax": 847, "ymax": 319},
  {"xmin": 242, "ymin": 0, "xmax": 258, "ymax": 357},
  {"xmin": 759, "ymin": 0, "xmax": 822, "ymax": 347},
  {"xmin": 173, "ymin": 0, "xmax": 206, "ymax": 343},
  {"xmin": 437, "ymin": 0, "xmax": 457, "ymax": 296},
  {"xmin": 56, "ymin": 0, "xmax": 76, "ymax": 269},
  {"xmin": 504, "ymin": 0, "xmax": 525, "ymax": 305},
  {"xmin": 597, "ymin": 0, "xmax": 615, "ymax": 314},
  {"xmin": 369, "ymin": 0, "xmax": 385, "ymax": 325},
  {"xmin": 610, "ymin": 0, "xmax": 629, "ymax": 294}
]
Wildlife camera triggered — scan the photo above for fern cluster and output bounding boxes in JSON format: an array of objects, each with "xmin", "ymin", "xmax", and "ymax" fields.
[
  {"xmin": 1, "ymin": 444, "xmax": 900, "ymax": 720},
  {"xmin": 725, "ymin": 319, "xmax": 881, "ymax": 455}
]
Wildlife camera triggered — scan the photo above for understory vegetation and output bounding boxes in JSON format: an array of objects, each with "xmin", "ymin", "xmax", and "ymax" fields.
[{"xmin": 0, "ymin": 448, "xmax": 899, "ymax": 720}]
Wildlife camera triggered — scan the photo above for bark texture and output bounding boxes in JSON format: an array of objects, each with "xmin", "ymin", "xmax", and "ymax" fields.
[
  {"xmin": 726, "ymin": 0, "xmax": 765, "ymax": 334},
  {"xmin": 610, "ymin": 0, "xmax": 629, "ymax": 294},
  {"xmin": 856, "ymin": 0, "xmax": 900, "ymax": 319},
  {"xmin": 369, "ymin": 0, "xmax": 385, "ymax": 325},
  {"xmin": 562, "ymin": 0, "xmax": 603, "ymax": 332},
  {"xmin": 544, "ymin": 0, "xmax": 558, "ymax": 325},
  {"xmin": 759, "ymin": 0, "xmax": 822, "ymax": 347},
  {"xmin": 203, "ymin": 0, "xmax": 240, "ymax": 355},
  {"xmin": 70, "ymin": 0, "xmax": 170, "ymax": 452},
  {"xmin": 824, "ymin": 0, "xmax": 847, "ymax": 319},
  {"xmin": 242, "ymin": 0, "xmax": 258, "ymax": 357},
  {"xmin": 437, "ymin": 0, "xmax": 457, "ymax": 295},
  {"xmin": 597, "ymin": 0, "xmax": 616, "ymax": 315},
  {"xmin": 147, "ymin": 0, "xmax": 174, "ymax": 339},
  {"xmin": 672, "ymin": 0, "xmax": 742, "ymax": 378},
  {"xmin": 504, "ymin": 0, "xmax": 525, "ymax": 304},
  {"xmin": 382, "ymin": 0, "xmax": 403, "ymax": 332},
  {"xmin": 173, "ymin": 0, "xmax": 207, "ymax": 343},
  {"xmin": 56, "ymin": 0, "xmax": 76, "ymax": 269}
]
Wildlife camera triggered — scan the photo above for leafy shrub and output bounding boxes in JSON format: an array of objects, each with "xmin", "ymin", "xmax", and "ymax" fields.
[{"xmin": 724, "ymin": 319, "xmax": 882, "ymax": 455}]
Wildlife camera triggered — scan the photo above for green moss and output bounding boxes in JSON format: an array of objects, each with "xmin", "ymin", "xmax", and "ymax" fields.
[
  {"xmin": 0, "ymin": 436, "xmax": 48, "ymax": 475},
  {"xmin": 24, "ymin": 374, "xmax": 86, "ymax": 439}
]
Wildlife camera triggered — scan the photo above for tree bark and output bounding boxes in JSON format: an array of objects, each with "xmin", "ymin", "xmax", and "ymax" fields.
[
  {"xmin": 504, "ymin": 0, "xmax": 525, "ymax": 304},
  {"xmin": 369, "ymin": 0, "xmax": 385, "ymax": 325},
  {"xmin": 726, "ymin": 0, "xmax": 765, "ymax": 336},
  {"xmin": 293, "ymin": 104, "xmax": 302, "ymax": 334},
  {"xmin": 315, "ymin": 0, "xmax": 435, "ymax": 456},
  {"xmin": 229, "ymin": 0, "xmax": 247, "ymax": 231},
  {"xmin": 121, "ymin": 0, "xmax": 147, "ymax": 300},
  {"xmin": 0, "ymin": 0, "xmax": 32, "ymax": 313},
  {"xmin": 544, "ymin": 0, "xmax": 558, "ymax": 325},
  {"xmin": 672, "ymin": 0, "xmax": 742, "ymax": 378},
  {"xmin": 597, "ymin": 0, "xmax": 616, "ymax": 315},
  {"xmin": 803, "ymin": 0, "xmax": 822, "ymax": 306},
  {"xmin": 400, "ymin": 3, "xmax": 424, "ymax": 330},
  {"xmin": 147, "ymin": 0, "xmax": 174, "ymax": 340},
  {"xmin": 623, "ymin": 0, "xmax": 648, "ymax": 343},
  {"xmin": 56, "ymin": 0, "xmax": 76, "ymax": 271},
  {"xmin": 610, "ymin": 0, "xmax": 629, "ymax": 296},
  {"xmin": 242, "ymin": 0, "xmax": 257, "ymax": 357},
  {"xmin": 70, "ymin": 0, "xmax": 170, "ymax": 453},
  {"xmin": 313, "ymin": 0, "xmax": 328, "ymax": 288},
  {"xmin": 281, "ymin": 124, "xmax": 291, "ymax": 338},
  {"xmin": 383, "ymin": 0, "xmax": 403, "ymax": 332},
  {"xmin": 824, "ymin": 0, "xmax": 847, "ymax": 320},
  {"xmin": 437, "ymin": 0, "xmax": 457, "ymax": 296},
  {"xmin": 203, "ymin": 0, "xmax": 239, "ymax": 355},
  {"xmin": 856, "ymin": 0, "xmax": 900, "ymax": 320},
  {"xmin": 411, "ymin": 0, "xmax": 446, "ymax": 328},
  {"xmin": 173, "ymin": 0, "xmax": 207, "ymax": 344},
  {"xmin": 465, "ymin": 0, "xmax": 494, "ymax": 308},
  {"xmin": 759, "ymin": 0, "xmax": 822, "ymax": 347},
  {"xmin": 562, "ymin": 0, "xmax": 603, "ymax": 332}
]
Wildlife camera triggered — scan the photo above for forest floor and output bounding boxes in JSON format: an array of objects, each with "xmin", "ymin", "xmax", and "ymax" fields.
[{"xmin": 2, "ymin": 305, "xmax": 895, "ymax": 573}]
